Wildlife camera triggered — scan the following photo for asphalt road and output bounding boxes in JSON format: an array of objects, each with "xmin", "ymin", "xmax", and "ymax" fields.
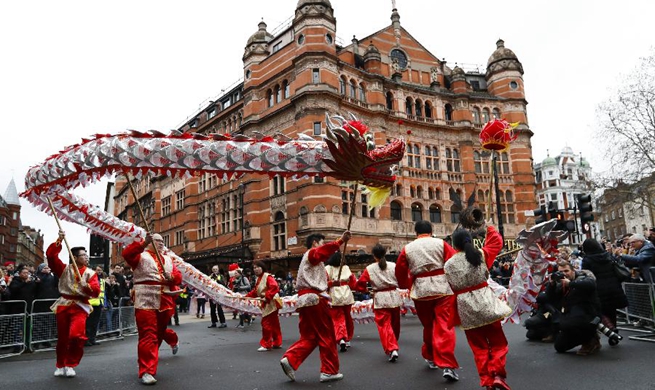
[{"xmin": 0, "ymin": 312, "xmax": 653, "ymax": 390}]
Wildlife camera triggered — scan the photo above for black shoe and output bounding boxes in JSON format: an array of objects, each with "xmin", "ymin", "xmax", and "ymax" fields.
[
  {"xmin": 91, "ymin": 341, "xmax": 100, "ymax": 346},
  {"xmin": 208, "ymin": 324, "xmax": 217, "ymax": 328}
]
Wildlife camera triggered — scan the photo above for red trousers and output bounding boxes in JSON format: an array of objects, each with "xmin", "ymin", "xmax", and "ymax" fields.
[
  {"xmin": 260, "ymin": 311, "xmax": 282, "ymax": 349},
  {"xmin": 374, "ymin": 307, "xmax": 400, "ymax": 354},
  {"xmin": 135, "ymin": 308, "xmax": 177, "ymax": 378},
  {"xmin": 464, "ymin": 321, "xmax": 508, "ymax": 387},
  {"xmin": 283, "ymin": 298, "xmax": 339, "ymax": 375},
  {"xmin": 329, "ymin": 304, "xmax": 354, "ymax": 342},
  {"xmin": 414, "ymin": 295, "xmax": 458, "ymax": 369},
  {"xmin": 55, "ymin": 304, "xmax": 89, "ymax": 368}
]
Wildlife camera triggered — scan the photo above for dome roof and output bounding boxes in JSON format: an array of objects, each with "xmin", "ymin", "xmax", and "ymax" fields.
[
  {"xmin": 452, "ymin": 65, "xmax": 465, "ymax": 75},
  {"xmin": 246, "ymin": 21, "xmax": 273, "ymax": 46},
  {"xmin": 487, "ymin": 39, "xmax": 518, "ymax": 66},
  {"xmin": 580, "ymin": 157, "xmax": 590, "ymax": 167},
  {"xmin": 561, "ymin": 146, "xmax": 574, "ymax": 156},
  {"xmin": 542, "ymin": 156, "xmax": 557, "ymax": 167},
  {"xmin": 296, "ymin": 0, "xmax": 331, "ymax": 10},
  {"xmin": 365, "ymin": 41, "xmax": 380, "ymax": 55}
]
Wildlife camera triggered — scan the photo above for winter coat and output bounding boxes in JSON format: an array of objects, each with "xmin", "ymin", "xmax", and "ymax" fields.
[
  {"xmin": 582, "ymin": 252, "xmax": 629, "ymax": 310},
  {"xmin": 35, "ymin": 272, "xmax": 60, "ymax": 300},
  {"xmin": 546, "ymin": 270, "xmax": 600, "ymax": 330}
]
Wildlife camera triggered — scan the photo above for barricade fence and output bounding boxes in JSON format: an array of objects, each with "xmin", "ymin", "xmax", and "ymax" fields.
[
  {"xmin": 0, "ymin": 297, "xmax": 136, "ymax": 359},
  {"xmin": 617, "ymin": 281, "xmax": 655, "ymax": 343}
]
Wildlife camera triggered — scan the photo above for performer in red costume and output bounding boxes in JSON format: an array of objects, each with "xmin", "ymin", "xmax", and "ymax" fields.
[
  {"xmin": 280, "ymin": 230, "xmax": 351, "ymax": 383},
  {"xmin": 46, "ymin": 230, "xmax": 100, "ymax": 378},
  {"xmin": 395, "ymin": 220, "xmax": 460, "ymax": 382},
  {"xmin": 444, "ymin": 223, "xmax": 510, "ymax": 390},
  {"xmin": 355, "ymin": 243, "xmax": 402, "ymax": 362},
  {"xmin": 122, "ymin": 233, "xmax": 182, "ymax": 386},
  {"xmin": 325, "ymin": 252, "xmax": 356, "ymax": 352},
  {"xmin": 246, "ymin": 261, "xmax": 283, "ymax": 351}
]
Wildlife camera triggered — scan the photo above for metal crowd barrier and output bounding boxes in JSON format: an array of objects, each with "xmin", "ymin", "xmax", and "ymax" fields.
[
  {"xmin": 617, "ymin": 282, "xmax": 655, "ymax": 343},
  {"xmin": 0, "ymin": 300, "xmax": 27, "ymax": 359},
  {"xmin": 0, "ymin": 296, "xmax": 137, "ymax": 358}
]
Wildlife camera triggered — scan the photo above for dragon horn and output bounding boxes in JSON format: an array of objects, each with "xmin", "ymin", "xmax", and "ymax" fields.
[
  {"xmin": 347, "ymin": 112, "xmax": 359, "ymax": 122},
  {"xmin": 324, "ymin": 113, "xmax": 339, "ymax": 143}
]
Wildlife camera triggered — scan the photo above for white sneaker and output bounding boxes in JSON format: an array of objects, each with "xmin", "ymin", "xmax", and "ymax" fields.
[
  {"xmin": 425, "ymin": 359, "xmax": 438, "ymax": 369},
  {"xmin": 257, "ymin": 346, "xmax": 270, "ymax": 352},
  {"xmin": 339, "ymin": 339, "xmax": 347, "ymax": 352},
  {"xmin": 54, "ymin": 368, "xmax": 66, "ymax": 377},
  {"xmin": 280, "ymin": 357, "xmax": 295, "ymax": 381},
  {"xmin": 141, "ymin": 373, "xmax": 157, "ymax": 385},
  {"xmin": 319, "ymin": 372, "xmax": 344, "ymax": 382},
  {"xmin": 172, "ymin": 344, "xmax": 179, "ymax": 355},
  {"xmin": 443, "ymin": 368, "xmax": 459, "ymax": 381},
  {"xmin": 64, "ymin": 367, "xmax": 76, "ymax": 377},
  {"xmin": 389, "ymin": 350, "xmax": 399, "ymax": 362},
  {"xmin": 345, "ymin": 341, "xmax": 351, "ymax": 348}
]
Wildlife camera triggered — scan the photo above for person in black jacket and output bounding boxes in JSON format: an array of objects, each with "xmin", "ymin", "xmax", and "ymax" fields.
[
  {"xmin": 546, "ymin": 260, "xmax": 601, "ymax": 356},
  {"xmin": 581, "ymin": 238, "xmax": 628, "ymax": 332},
  {"xmin": 8, "ymin": 266, "xmax": 39, "ymax": 349}
]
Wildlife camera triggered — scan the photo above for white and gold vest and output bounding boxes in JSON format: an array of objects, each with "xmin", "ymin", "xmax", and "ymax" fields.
[
  {"xmin": 404, "ymin": 237, "xmax": 453, "ymax": 299},
  {"xmin": 132, "ymin": 250, "xmax": 174, "ymax": 310},
  {"xmin": 254, "ymin": 272, "xmax": 281, "ymax": 317},
  {"xmin": 51, "ymin": 265, "xmax": 97, "ymax": 314},
  {"xmin": 367, "ymin": 262, "xmax": 402, "ymax": 309},
  {"xmin": 295, "ymin": 250, "xmax": 328, "ymax": 308},
  {"xmin": 444, "ymin": 251, "xmax": 511, "ymax": 330},
  {"xmin": 325, "ymin": 265, "xmax": 355, "ymax": 306}
]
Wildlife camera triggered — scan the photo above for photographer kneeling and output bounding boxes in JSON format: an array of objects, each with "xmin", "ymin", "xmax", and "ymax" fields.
[{"xmin": 546, "ymin": 260, "xmax": 602, "ymax": 355}]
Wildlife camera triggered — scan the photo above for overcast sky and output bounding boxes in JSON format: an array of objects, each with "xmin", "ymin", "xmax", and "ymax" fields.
[{"xmin": 1, "ymin": 0, "xmax": 653, "ymax": 255}]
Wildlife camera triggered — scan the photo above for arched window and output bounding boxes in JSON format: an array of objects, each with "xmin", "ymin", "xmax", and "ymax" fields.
[
  {"xmin": 425, "ymin": 101, "xmax": 432, "ymax": 118},
  {"xmin": 384, "ymin": 92, "xmax": 394, "ymax": 110},
  {"xmin": 450, "ymin": 204, "xmax": 461, "ymax": 223},
  {"xmin": 428, "ymin": 187, "xmax": 434, "ymax": 200},
  {"xmin": 299, "ymin": 206, "xmax": 308, "ymax": 226},
  {"xmin": 435, "ymin": 188, "xmax": 441, "ymax": 200},
  {"xmin": 406, "ymin": 97, "xmax": 413, "ymax": 116},
  {"xmin": 499, "ymin": 152, "xmax": 510, "ymax": 174},
  {"xmin": 410, "ymin": 186, "xmax": 416, "ymax": 198},
  {"xmin": 411, "ymin": 203, "xmax": 423, "ymax": 222},
  {"xmin": 492, "ymin": 108, "xmax": 501, "ymax": 119},
  {"xmin": 474, "ymin": 150, "xmax": 490, "ymax": 174},
  {"xmin": 444, "ymin": 104, "xmax": 453, "ymax": 121},
  {"xmin": 429, "ymin": 204, "xmax": 442, "ymax": 223},
  {"xmin": 472, "ymin": 107, "xmax": 481, "ymax": 124},
  {"xmin": 503, "ymin": 190, "xmax": 515, "ymax": 224},
  {"xmin": 482, "ymin": 108, "xmax": 490, "ymax": 123},
  {"xmin": 267, "ymin": 89, "xmax": 274, "ymax": 107},
  {"xmin": 477, "ymin": 189, "xmax": 486, "ymax": 216},
  {"xmin": 415, "ymin": 99, "xmax": 423, "ymax": 117},
  {"xmin": 359, "ymin": 83, "xmax": 366, "ymax": 102},
  {"xmin": 417, "ymin": 186, "xmax": 424, "ymax": 199},
  {"xmin": 395, "ymin": 183, "xmax": 403, "ymax": 197},
  {"xmin": 273, "ymin": 211, "xmax": 286, "ymax": 251},
  {"xmin": 390, "ymin": 201, "xmax": 402, "ymax": 220},
  {"xmin": 453, "ymin": 149, "xmax": 460, "ymax": 172},
  {"xmin": 283, "ymin": 80, "xmax": 290, "ymax": 99},
  {"xmin": 275, "ymin": 85, "xmax": 282, "ymax": 103},
  {"xmin": 340, "ymin": 77, "xmax": 346, "ymax": 95},
  {"xmin": 350, "ymin": 79, "xmax": 357, "ymax": 98}
]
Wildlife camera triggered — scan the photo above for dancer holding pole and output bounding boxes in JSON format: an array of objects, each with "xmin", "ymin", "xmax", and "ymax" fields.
[
  {"xmin": 45, "ymin": 197, "xmax": 100, "ymax": 378},
  {"xmin": 120, "ymin": 174, "xmax": 182, "ymax": 385}
]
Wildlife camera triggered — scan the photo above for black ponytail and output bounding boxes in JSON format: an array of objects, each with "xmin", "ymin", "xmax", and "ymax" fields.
[
  {"xmin": 372, "ymin": 243, "xmax": 387, "ymax": 270},
  {"xmin": 452, "ymin": 229, "xmax": 482, "ymax": 267}
]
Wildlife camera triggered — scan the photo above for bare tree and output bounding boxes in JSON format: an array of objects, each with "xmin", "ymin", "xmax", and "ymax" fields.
[{"xmin": 595, "ymin": 49, "xmax": 655, "ymax": 210}]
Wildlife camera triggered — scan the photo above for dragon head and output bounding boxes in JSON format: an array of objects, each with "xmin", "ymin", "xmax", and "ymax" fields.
[{"xmin": 322, "ymin": 113, "xmax": 405, "ymax": 207}]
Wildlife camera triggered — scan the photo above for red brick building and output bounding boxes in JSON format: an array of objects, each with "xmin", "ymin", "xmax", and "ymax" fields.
[
  {"xmin": 1, "ymin": 179, "xmax": 24, "ymax": 266},
  {"xmin": 112, "ymin": 1, "xmax": 535, "ymax": 275}
]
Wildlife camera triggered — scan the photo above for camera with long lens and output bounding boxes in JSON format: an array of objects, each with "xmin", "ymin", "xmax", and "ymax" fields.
[{"xmin": 590, "ymin": 316, "xmax": 623, "ymax": 346}]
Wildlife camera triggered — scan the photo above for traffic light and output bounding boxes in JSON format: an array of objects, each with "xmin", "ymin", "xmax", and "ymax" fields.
[
  {"xmin": 577, "ymin": 193, "xmax": 594, "ymax": 234},
  {"xmin": 534, "ymin": 205, "xmax": 547, "ymax": 224},
  {"xmin": 547, "ymin": 201, "xmax": 558, "ymax": 219},
  {"xmin": 554, "ymin": 210, "xmax": 571, "ymax": 231}
]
